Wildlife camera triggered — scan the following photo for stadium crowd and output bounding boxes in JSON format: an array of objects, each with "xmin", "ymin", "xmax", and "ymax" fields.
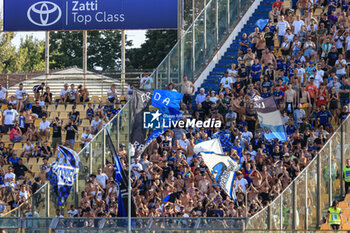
[
  {"xmin": 1, "ymin": 0, "xmax": 350, "ymax": 221},
  {"xmin": 0, "ymin": 82, "xmax": 125, "ymax": 214}
]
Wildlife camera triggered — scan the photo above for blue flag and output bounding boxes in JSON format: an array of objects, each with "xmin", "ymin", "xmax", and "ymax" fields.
[
  {"xmin": 212, "ymin": 130, "xmax": 232, "ymax": 152},
  {"xmin": 151, "ymin": 89, "xmax": 183, "ymax": 110},
  {"xmin": 47, "ymin": 146, "xmax": 80, "ymax": 206},
  {"xmin": 114, "ymin": 154, "xmax": 123, "ymax": 183},
  {"xmin": 256, "ymin": 19, "xmax": 269, "ymax": 31},
  {"xmin": 254, "ymin": 97, "xmax": 287, "ymax": 141},
  {"xmin": 117, "ymin": 183, "xmax": 127, "ymax": 217}
]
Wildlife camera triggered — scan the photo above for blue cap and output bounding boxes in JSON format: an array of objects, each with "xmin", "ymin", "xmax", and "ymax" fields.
[{"xmin": 309, "ymin": 61, "xmax": 313, "ymax": 64}]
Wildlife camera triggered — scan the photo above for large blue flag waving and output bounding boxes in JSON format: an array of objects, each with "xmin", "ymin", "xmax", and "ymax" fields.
[{"xmin": 47, "ymin": 145, "xmax": 80, "ymax": 206}]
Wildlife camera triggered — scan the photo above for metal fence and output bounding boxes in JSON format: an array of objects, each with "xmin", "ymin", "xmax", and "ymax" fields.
[
  {"xmin": 1, "ymin": 101, "xmax": 131, "ymax": 217},
  {"xmin": 152, "ymin": 0, "xmax": 255, "ymax": 90},
  {"xmin": 247, "ymin": 115, "xmax": 350, "ymax": 230},
  {"xmin": 0, "ymin": 217, "xmax": 246, "ymax": 231}
]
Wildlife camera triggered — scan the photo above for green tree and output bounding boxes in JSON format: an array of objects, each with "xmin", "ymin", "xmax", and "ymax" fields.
[
  {"xmin": 126, "ymin": 30, "xmax": 177, "ymax": 70},
  {"xmin": 17, "ymin": 35, "xmax": 45, "ymax": 72},
  {"xmin": 0, "ymin": 31, "xmax": 22, "ymax": 73},
  {"xmin": 50, "ymin": 30, "xmax": 131, "ymax": 71}
]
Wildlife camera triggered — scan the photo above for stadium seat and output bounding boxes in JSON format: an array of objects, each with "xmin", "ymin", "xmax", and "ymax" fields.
[
  {"xmin": 81, "ymin": 119, "xmax": 90, "ymax": 127},
  {"xmin": 56, "ymin": 105, "xmax": 66, "ymax": 112},
  {"xmin": 75, "ymin": 105, "xmax": 85, "ymax": 112},
  {"xmin": 49, "ymin": 112, "xmax": 59, "ymax": 120},
  {"xmin": 47, "ymin": 105, "xmax": 56, "ymax": 112},
  {"xmin": 101, "ymin": 96, "xmax": 107, "ymax": 103},
  {"xmin": 90, "ymin": 96, "xmax": 100, "ymax": 103},
  {"xmin": 66, "ymin": 104, "xmax": 74, "ymax": 112}
]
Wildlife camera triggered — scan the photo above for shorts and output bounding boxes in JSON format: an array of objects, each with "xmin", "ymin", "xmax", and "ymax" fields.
[
  {"xmin": 51, "ymin": 137, "xmax": 62, "ymax": 149},
  {"xmin": 331, "ymin": 224, "xmax": 340, "ymax": 230},
  {"xmin": 183, "ymin": 94, "xmax": 192, "ymax": 105},
  {"xmin": 329, "ymin": 100, "xmax": 339, "ymax": 110},
  {"xmin": 80, "ymin": 96, "xmax": 89, "ymax": 102}
]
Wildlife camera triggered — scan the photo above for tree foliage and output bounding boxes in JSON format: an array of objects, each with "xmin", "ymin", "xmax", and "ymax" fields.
[
  {"xmin": 18, "ymin": 35, "xmax": 45, "ymax": 72},
  {"xmin": 126, "ymin": 30, "xmax": 177, "ymax": 70},
  {"xmin": 50, "ymin": 30, "xmax": 132, "ymax": 71}
]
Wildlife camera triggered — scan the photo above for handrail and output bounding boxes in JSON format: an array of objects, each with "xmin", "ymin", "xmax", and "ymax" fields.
[
  {"xmin": 247, "ymin": 115, "xmax": 350, "ymax": 228},
  {"xmin": 0, "ymin": 101, "xmax": 130, "ymax": 217},
  {"xmin": 1, "ymin": 179, "xmax": 48, "ymax": 217}
]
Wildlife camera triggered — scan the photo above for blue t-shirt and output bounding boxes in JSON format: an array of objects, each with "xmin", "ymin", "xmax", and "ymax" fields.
[
  {"xmin": 317, "ymin": 110, "xmax": 332, "ymax": 125},
  {"xmin": 262, "ymin": 80, "xmax": 273, "ymax": 91},
  {"xmin": 261, "ymin": 92, "xmax": 272, "ymax": 98},
  {"xmin": 8, "ymin": 157, "xmax": 19, "ymax": 165},
  {"xmin": 274, "ymin": 90, "xmax": 284, "ymax": 105},
  {"xmin": 112, "ymin": 108, "xmax": 121, "ymax": 116},
  {"xmin": 251, "ymin": 64, "xmax": 262, "ymax": 80},
  {"xmin": 277, "ymin": 60, "xmax": 284, "ymax": 70},
  {"xmin": 239, "ymin": 38, "xmax": 249, "ymax": 51},
  {"xmin": 286, "ymin": 125, "xmax": 296, "ymax": 136},
  {"xmin": 86, "ymin": 108, "xmax": 94, "ymax": 117},
  {"xmin": 232, "ymin": 145, "xmax": 242, "ymax": 157}
]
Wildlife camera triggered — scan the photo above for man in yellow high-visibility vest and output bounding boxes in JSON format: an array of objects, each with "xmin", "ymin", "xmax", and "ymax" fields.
[
  {"xmin": 327, "ymin": 200, "xmax": 342, "ymax": 230},
  {"xmin": 343, "ymin": 159, "xmax": 350, "ymax": 195}
]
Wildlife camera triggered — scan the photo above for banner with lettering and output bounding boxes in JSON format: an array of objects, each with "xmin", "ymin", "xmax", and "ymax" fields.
[
  {"xmin": 130, "ymin": 89, "xmax": 183, "ymax": 153},
  {"xmin": 47, "ymin": 145, "xmax": 80, "ymax": 206}
]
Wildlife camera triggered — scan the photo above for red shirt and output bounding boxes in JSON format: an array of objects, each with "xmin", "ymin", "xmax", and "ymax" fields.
[
  {"xmin": 272, "ymin": 1, "xmax": 283, "ymax": 10},
  {"xmin": 306, "ymin": 84, "xmax": 317, "ymax": 99}
]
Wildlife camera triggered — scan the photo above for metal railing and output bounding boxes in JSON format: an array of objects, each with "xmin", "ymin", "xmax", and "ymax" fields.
[
  {"xmin": 0, "ymin": 217, "xmax": 246, "ymax": 231},
  {"xmin": 1, "ymin": 101, "xmax": 131, "ymax": 217},
  {"xmin": 152, "ymin": 0, "xmax": 255, "ymax": 90},
  {"xmin": 247, "ymin": 115, "xmax": 350, "ymax": 230}
]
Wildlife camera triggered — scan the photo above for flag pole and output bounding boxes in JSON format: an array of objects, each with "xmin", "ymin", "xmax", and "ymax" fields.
[{"xmin": 128, "ymin": 111, "xmax": 132, "ymax": 233}]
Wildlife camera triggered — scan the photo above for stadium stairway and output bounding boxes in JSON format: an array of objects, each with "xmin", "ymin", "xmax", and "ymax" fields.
[
  {"xmin": 192, "ymin": 0, "xmax": 284, "ymax": 107},
  {"xmin": 320, "ymin": 195, "xmax": 350, "ymax": 230}
]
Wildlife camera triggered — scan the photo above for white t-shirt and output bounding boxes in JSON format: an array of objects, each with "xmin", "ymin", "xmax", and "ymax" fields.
[
  {"xmin": 60, "ymin": 89, "xmax": 69, "ymax": 97},
  {"xmin": 16, "ymin": 89, "xmax": 27, "ymax": 100},
  {"xmin": 39, "ymin": 121, "xmax": 50, "ymax": 130},
  {"xmin": 314, "ymin": 70, "xmax": 324, "ymax": 88},
  {"xmin": 242, "ymin": 131, "xmax": 253, "ymax": 142},
  {"xmin": 24, "ymin": 143, "xmax": 34, "ymax": 152},
  {"xmin": 292, "ymin": 20, "xmax": 305, "ymax": 35},
  {"xmin": 4, "ymin": 173, "xmax": 16, "ymax": 187},
  {"xmin": 227, "ymin": 69, "xmax": 238, "ymax": 78},
  {"xmin": 307, "ymin": 24, "xmax": 318, "ymax": 31},
  {"xmin": 0, "ymin": 87, "xmax": 7, "ymax": 99},
  {"xmin": 96, "ymin": 173, "xmax": 109, "ymax": 189},
  {"xmin": 235, "ymin": 178, "xmax": 248, "ymax": 193},
  {"xmin": 3, "ymin": 109, "xmax": 18, "ymax": 125},
  {"xmin": 179, "ymin": 139, "xmax": 190, "ymax": 150},
  {"xmin": 209, "ymin": 96, "xmax": 218, "ymax": 106},
  {"xmin": 107, "ymin": 89, "xmax": 118, "ymax": 99},
  {"xmin": 296, "ymin": 68, "xmax": 306, "ymax": 83},
  {"xmin": 91, "ymin": 119, "xmax": 101, "ymax": 129},
  {"xmin": 67, "ymin": 209, "xmax": 78, "ymax": 217},
  {"xmin": 346, "ymin": 36, "xmax": 350, "ymax": 51},
  {"xmin": 334, "ymin": 35, "xmax": 344, "ymax": 49},
  {"xmin": 81, "ymin": 133, "xmax": 93, "ymax": 145},
  {"xmin": 140, "ymin": 76, "xmax": 153, "ymax": 89},
  {"xmin": 277, "ymin": 21, "xmax": 290, "ymax": 36},
  {"xmin": 221, "ymin": 77, "xmax": 233, "ymax": 89},
  {"xmin": 335, "ymin": 59, "xmax": 347, "ymax": 75},
  {"xmin": 38, "ymin": 100, "xmax": 45, "ymax": 107},
  {"xmin": 294, "ymin": 109, "xmax": 305, "ymax": 123}
]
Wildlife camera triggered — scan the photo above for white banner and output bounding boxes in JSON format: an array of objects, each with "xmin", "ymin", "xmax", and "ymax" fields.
[{"xmin": 194, "ymin": 140, "xmax": 239, "ymax": 199}]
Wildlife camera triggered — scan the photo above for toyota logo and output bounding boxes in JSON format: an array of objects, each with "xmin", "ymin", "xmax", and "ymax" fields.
[{"xmin": 27, "ymin": 1, "xmax": 62, "ymax": 26}]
